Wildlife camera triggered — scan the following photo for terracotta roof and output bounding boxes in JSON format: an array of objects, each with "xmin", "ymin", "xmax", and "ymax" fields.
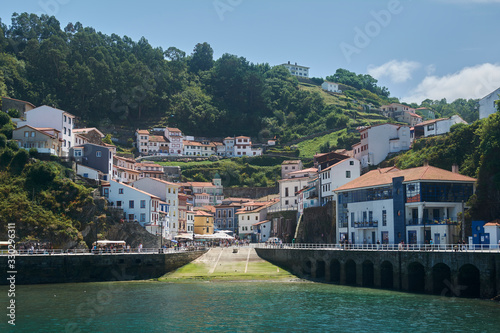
[
  {"xmin": 136, "ymin": 129, "xmax": 149, "ymax": 135},
  {"xmin": 184, "ymin": 140, "xmax": 203, "ymax": 146},
  {"xmin": 73, "ymin": 128, "xmax": 105, "ymax": 137},
  {"xmin": 278, "ymin": 176, "xmax": 311, "ymax": 182},
  {"xmin": 282, "ymin": 160, "xmax": 301, "ymax": 165},
  {"xmin": 149, "ymin": 135, "xmax": 166, "ymax": 142},
  {"xmin": 114, "ymin": 155, "xmax": 136, "ymax": 163},
  {"xmin": 335, "ymin": 165, "xmax": 476, "ymax": 192},
  {"xmin": 114, "ymin": 165, "xmax": 141, "ymax": 174},
  {"xmin": 484, "ymin": 221, "xmax": 500, "ymax": 227},
  {"xmin": 14, "ymin": 125, "xmax": 59, "ymax": 140},
  {"xmin": 288, "ymin": 167, "xmax": 317, "ymax": 175},
  {"xmin": 1, "ymin": 96, "xmax": 36, "ymax": 108},
  {"xmin": 189, "ymin": 182, "xmax": 216, "ymax": 188},
  {"xmin": 166, "ymin": 127, "xmax": 182, "ymax": 133},
  {"xmin": 195, "ymin": 210, "xmax": 213, "ymax": 217},
  {"xmin": 253, "ymin": 220, "xmax": 270, "ymax": 226},
  {"xmin": 414, "ymin": 118, "xmax": 448, "ymax": 127}
]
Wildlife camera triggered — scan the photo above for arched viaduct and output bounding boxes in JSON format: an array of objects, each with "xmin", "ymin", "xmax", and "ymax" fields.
[{"xmin": 255, "ymin": 248, "xmax": 500, "ymax": 299}]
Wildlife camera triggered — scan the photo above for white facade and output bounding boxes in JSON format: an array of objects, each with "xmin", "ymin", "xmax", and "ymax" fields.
[
  {"xmin": 319, "ymin": 158, "xmax": 361, "ymax": 205},
  {"xmin": 234, "ymin": 136, "xmax": 262, "ymax": 156},
  {"xmin": 253, "ymin": 220, "xmax": 272, "ymax": 243},
  {"xmin": 131, "ymin": 177, "xmax": 180, "ymax": 238},
  {"xmin": 353, "ymin": 124, "xmax": 410, "ymax": 169},
  {"xmin": 479, "ymin": 87, "xmax": 500, "ymax": 119},
  {"xmin": 223, "ymin": 137, "xmax": 235, "ymax": 157},
  {"xmin": 484, "ymin": 223, "xmax": 500, "ymax": 246},
  {"xmin": 423, "ymin": 115, "xmax": 467, "ymax": 137},
  {"xmin": 237, "ymin": 204, "xmax": 269, "ymax": 239},
  {"xmin": 279, "ymin": 177, "xmax": 312, "ymax": 210},
  {"xmin": 102, "ymin": 180, "xmax": 160, "ymax": 229},
  {"xmin": 19, "ymin": 105, "xmax": 75, "ymax": 157},
  {"xmin": 321, "ymin": 81, "xmax": 341, "ymax": 93},
  {"xmin": 165, "ymin": 127, "xmax": 183, "ymax": 155},
  {"xmin": 280, "ymin": 61, "xmax": 309, "ymax": 78},
  {"xmin": 76, "ymin": 164, "xmax": 101, "ymax": 180}
]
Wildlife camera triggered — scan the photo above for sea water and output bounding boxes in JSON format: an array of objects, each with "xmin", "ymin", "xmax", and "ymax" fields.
[{"xmin": 1, "ymin": 282, "xmax": 500, "ymax": 332}]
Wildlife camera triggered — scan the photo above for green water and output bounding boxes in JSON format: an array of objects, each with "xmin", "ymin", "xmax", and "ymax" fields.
[{"xmin": 1, "ymin": 282, "xmax": 500, "ymax": 332}]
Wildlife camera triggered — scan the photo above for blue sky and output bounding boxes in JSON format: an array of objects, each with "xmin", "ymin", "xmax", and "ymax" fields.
[{"xmin": 1, "ymin": 0, "xmax": 500, "ymax": 103}]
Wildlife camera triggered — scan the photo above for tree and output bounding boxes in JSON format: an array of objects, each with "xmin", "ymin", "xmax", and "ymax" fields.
[{"xmin": 188, "ymin": 42, "xmax": 213, "ymax": 73}]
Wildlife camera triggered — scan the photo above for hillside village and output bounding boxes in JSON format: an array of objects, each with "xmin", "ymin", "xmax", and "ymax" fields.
[{"xmin": 2, "ymin": 67, "xmax": 499, "ymax": 248}]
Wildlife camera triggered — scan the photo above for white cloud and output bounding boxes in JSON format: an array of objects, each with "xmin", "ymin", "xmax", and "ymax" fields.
[
  {"xmin": 402, "ymin": 63, "xmax": 500, "ymax": 103},
  {"xmin": 367, "ymin": 60, "xmax": 421, "ymax": 83}
]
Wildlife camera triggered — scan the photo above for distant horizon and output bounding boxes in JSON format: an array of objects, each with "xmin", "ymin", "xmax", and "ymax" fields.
[{"xmin": 2, "ymin": 0, "xmax": 500, "ymax": 104}]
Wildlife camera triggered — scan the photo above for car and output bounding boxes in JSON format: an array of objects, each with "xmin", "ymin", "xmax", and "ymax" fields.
[{"xmin": 266, "ymin": 237, "xmax": 281, "ymax": 244}]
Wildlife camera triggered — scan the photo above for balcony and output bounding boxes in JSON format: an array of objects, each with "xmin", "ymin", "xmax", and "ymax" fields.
[
  {"xmin": 338, "ymin": 222, "xmax": 348, "ymax": 228},
  {"xmin": 354, "ymin": 221, "xmax": 378, "ymax": 228},
  {"xmin": 406, "ymin": 217, "xmax": 458, "ymax": 226}
]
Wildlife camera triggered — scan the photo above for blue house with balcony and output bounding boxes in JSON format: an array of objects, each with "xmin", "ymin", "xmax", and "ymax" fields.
[{"xmin": 334, "ymin": 165, "xmax": 476, "ymax": 245}]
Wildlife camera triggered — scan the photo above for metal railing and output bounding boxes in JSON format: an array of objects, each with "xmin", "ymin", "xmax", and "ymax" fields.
[
  {"xmin": 406, "ymin": 217, "xmax": 458, "ymax": 226},
  {"xmin": 0, "ymin": 247, "xmax": 206, "ymax": 256},
  {"xmin": 353, "ymin": 221, "xmax": 378, "ymax": 228},
  {"xmin": 256, "ymin": 243, "xmax": 500, "ymax": 252}
]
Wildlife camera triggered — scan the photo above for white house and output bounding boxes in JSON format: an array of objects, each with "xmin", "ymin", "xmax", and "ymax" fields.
[
  {"xmin": 479, "ymin": 87, "xmax": 500, "ymax": 119},
  {"xmin": 165, "ymin": 127, "xmax": 183, "ymax": 155},
  {"xmin": 321, "ymin": 81, "xmax": 341, "ymax": 93},
  {"xmin": 223, "ymin": 137, "xmax": 235, "ymax": 157},
  {"xmin": 484, "ymin": 221, "xmax": 500, "ymax": 247},
  {"xmin": 18, "ymin": 105, "xmax": 75, "ymax": 157},
  {"xmin": 233, "ymin": 136, "xmax": 262, "ymax": 157},
  {"xmin": 319, "ymin": 157, "xmax": 361, "ymax": 205},
  {"xmin": 298, "ymin": 178, "xmax": 319, "ymax": 215},
  {"xmin": 131, "ymin": 177, "xmax": 180, "ymax": 239},
  {"xmin": 236, "ymin": 202, "xmax": 272, "ymax": 240},
  {"xmin": 279, "ymin": 174, "xmax": 316, "ymax": 210},
  {"xmin": 252, "ymin": 220, "xmax": 272, "ymax": 243},
  {"xmin": 353, "ymin": 123, "xmax": 411, "ymax": 169},
  {"xmin": 280, "ymin": 61, "xmax": 310, "ymax": 78},
  {"xmin": 413, "ymin": 115, "xmax": 468, "ymax": 140},
  {"xmin": 102, "ymin": 180, "xmax": 161, "ymax": 231},
  {"xmin": 334, "ymin": 165, "xmax": 476, "ymax": 245}
]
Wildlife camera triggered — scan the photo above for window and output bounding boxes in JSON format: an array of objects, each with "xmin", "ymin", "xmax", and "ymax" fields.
[
  {"xmin": 294, "ymin": 186, "xmax": 298, "ymax": 194},
  {"xmin": 346, "ymin": 171, "xmax": 351, "ymax": 178},
  {"xmin": 64, "ymin": 127, "xmax": 67, "ymax": 135},
  {"xmin": 31, "ymin": 131, "xmax": 35, "ymax": 137},
  {"xmin": 129, "ymin": 200, "xmax": 134, "ymax": 208},
  {"xmin": 140, "ymin": 213, "xmax": 146, "ymax": 222},
  {"xmin": 350, "ymin": 161, "xmax": 354, "ymax": 165},
  {"xmin": 285, "ymin": 188, "xmax": 289, "ymax": 197},
  {"xmin": 427, "ymin": 124, "xmax": 434, "ymax": 131},
  {"xmin": 140, "ymin": 200, "xmax": 146, "ymax": 208},
  {"xmin": 119, "ymin": 188, "xmax": 124, "ymax": 194},
  {"xmin": 382, "ymin": 210, "xmax": 387, "ymax": 226},
  {"xmin": 96, "ymin": 151, "xmax": 102, "ymax": 157}
]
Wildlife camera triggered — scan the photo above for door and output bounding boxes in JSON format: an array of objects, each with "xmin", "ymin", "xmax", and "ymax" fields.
[
  {"xmin": 381, "ymin": 231, "xmax": 389, "ymax": 244},
  {"xmin": 408, "ymin": 230, "xmax": 417, "ymax": 244},
  {"xmin": 372, "ymin": 231, "xmax": 376, "ymax": 244},
  {"xmin": 434, "ymin": 233, "xmax": 440, "ymax": 245},
  {"xmin": 412, "ymin": 209, "xmax": 418, "ymax": 225},
  {"xmin": 424, "ymin": 229, "xmax": 431, "ymax": 243}
]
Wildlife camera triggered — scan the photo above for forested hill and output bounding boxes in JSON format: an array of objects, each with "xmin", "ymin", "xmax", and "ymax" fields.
[{"xmin": 0, "ymin": 13, "xmax": 477, "ymax": 143}]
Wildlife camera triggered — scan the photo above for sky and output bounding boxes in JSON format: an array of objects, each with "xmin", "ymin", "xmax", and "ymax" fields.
[{"xmin": 1, "ymin": 0, "xmax": 500, "ymax": 104}]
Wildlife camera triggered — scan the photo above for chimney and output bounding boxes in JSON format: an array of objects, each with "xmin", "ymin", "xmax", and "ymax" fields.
[
  {"xmin": 423, "ymin": 160, "xmax": 429, "ymax": 167},
  {"xmin": 452, "ymin": 164, "xmax": 459, "ymax": 174}
]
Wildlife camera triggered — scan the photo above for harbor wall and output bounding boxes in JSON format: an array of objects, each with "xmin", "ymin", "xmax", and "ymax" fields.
[{"xmin": 0, "ymin": 250, "xmax": 206, "ymax": 285}]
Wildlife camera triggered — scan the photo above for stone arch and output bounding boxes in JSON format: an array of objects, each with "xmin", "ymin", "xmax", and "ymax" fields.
[
  {"xmin": 458, "ymin": 264, "xmax": 480, "ymax": 298},
  {"xmin": 408, "ymin": 262, "xmax": 425, "ymax": 293},
  {"xmin": 432, "ymin": 263, "xmax": 451, "ymax": 296},
  {"xmin": 330, "ymin": 259, "xmax": 340, "ymax": 283},
  {"xmin": 380, "ymin": 261, "xmax": 394, "ymax": 289},
  {"xmin": 362, "ymin": 260, "xmax": 374, "ymax": 287},
  {"xmin": 316, "ymin": 260, "xmax": 326, "ymax": 279},
  {"xmin": 345, "ymin": 259, "xmax": 357, "ymax": 285}
]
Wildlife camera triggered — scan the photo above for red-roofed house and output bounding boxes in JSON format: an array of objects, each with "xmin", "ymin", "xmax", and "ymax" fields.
[{"xmin": 334, "ymin": 165, "xmax": 476, "ymax": 245}]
